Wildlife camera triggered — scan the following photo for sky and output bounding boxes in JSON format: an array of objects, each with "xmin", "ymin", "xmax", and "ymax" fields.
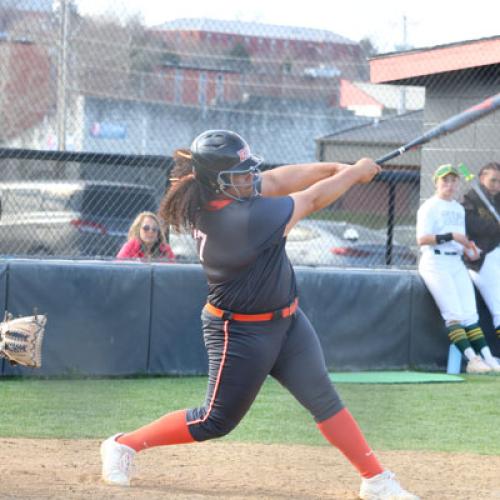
[{"xmin": 75, "ymin": 0, "xmax": 499, "ymax": 53}]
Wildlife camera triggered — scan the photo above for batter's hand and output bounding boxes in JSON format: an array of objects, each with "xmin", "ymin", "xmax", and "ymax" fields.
[{"xmin": 352, "ymin": 158, "xmax": 381, "ymax": 184}]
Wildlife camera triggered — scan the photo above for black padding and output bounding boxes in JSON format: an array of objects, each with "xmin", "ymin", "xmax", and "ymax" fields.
[
  {"xmin": 148, "ymin": 263, "xmax": 208, "ymax": 374},
  {"xmin": 0, "ymin": 260, "xmax": 495, "ymax": 376},
  {"xmin": 3, "ymin": 260, "xmax": 152, "ymax": 376},
  {"xmin": 408, "ymin": 273, "xmax": 450, "ymax": 370},
  {"xmin": 296, "ymin": 267, "xmax": 412, "ymax": 370}
]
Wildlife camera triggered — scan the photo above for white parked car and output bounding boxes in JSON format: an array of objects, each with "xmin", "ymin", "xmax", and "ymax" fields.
[
  {"xmin": 169, "ymin": 219, "xmax": 417, "ymax": 268},
  {"xmin": 0, "ymin": 180, "xmax": 158, "ymax": 258},
  {"xmin": 286, "ymin": 219, "xmax": 416, "ymax": 268}
]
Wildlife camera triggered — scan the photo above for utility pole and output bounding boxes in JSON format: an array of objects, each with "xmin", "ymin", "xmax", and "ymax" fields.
[
  {"xmin": 56, "ymin": 0, "xmax": 69, "ymax": 150},
  {"xmin": 398, "ymin": 15, "xmax": 408, "ymax": 115}
]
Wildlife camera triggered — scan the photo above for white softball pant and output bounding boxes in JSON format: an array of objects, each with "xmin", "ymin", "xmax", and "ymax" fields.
[
  {"xmin": 419, "ymin": 252, "xmax": 478, "ymax": 326},
  {"xmin": 469, "ymin": 246, "xmax": 500, "ymax": 328}
]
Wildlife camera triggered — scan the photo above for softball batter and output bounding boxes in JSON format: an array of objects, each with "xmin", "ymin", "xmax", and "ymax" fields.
[
  {"xmin": 101, "ymin": 130, "xmax": 418, "ymax": 499},
  {"xmin": 417, "ymin": 164, "xmax": 500, "ymax": 374}
]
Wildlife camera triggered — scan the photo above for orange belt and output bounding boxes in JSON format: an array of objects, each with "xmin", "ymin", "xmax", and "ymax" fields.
[{"xmin": 205, "ymin": 298, "xmax": 298, "ymax": 322}]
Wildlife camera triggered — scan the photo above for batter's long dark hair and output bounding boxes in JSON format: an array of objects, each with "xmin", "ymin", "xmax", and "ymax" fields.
[{"xmin": 159, "ymin": 149, "xmax": 214, "ymax": 232}]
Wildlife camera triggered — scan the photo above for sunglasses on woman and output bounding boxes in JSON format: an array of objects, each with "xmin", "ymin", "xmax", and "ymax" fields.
[{"xmin": 141, "ymin": 225, "xmax": 159, "ymax": 233}]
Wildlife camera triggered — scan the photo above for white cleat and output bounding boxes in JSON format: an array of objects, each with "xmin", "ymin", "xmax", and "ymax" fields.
[
  {"xmin": 359, "ymin": 470, "xmax": 419, "ymax": 500},
  {"xmin": 482, "ymin": 357, "xmax": 500, "ymax": 373},
  {"xmin": 466, "ymin": 355, "xmax": 492, "ymax": 374},
  {"xmin": 100, "ymin": 433, "xmax": 136, "ymax": 486}
]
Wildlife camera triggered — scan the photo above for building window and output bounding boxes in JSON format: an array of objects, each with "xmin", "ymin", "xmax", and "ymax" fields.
[
  {"xmin": 198, "ymin": 72, "xmax": 207, "ymax": 106},
  {"xmin": 174, "ymin": 69, "xmax": 183, "ymax": 104},
  {"xmin": 215, "ymin": 73, "xmax": 224, "ymax": 102}
]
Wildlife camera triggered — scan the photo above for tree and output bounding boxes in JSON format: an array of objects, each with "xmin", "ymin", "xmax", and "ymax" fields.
[
  {"xmin": 127, "ymin": 15, "xmax": 178, "ymax": 72},
  {"xmin": 228, "ymin": 42, "xmax": 252, "ymax": 72},
  {"xmin": 359, "ymin": 37, "xmax": 378, "ymax": 58},
  {"xmin": 162, "ymin": 51, "xmax": 180, "ymax": 67},
  {"xmin": 281, "ymin": 58, "xmax": 293, "ymax": 75}
]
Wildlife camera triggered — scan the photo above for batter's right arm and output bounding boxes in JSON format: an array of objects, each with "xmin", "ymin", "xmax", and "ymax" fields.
[
  {"xmin": 284, "ymin": 158, "xmax": 380, "ymax": 235},
  {"xmin": 261, "ymin": 162, "xmax": 350, "ymax": 197}
]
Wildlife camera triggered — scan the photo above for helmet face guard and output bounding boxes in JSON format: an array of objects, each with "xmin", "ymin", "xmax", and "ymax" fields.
[
  {"xmin": 217, "ymin": 158, "xmax": 263, "ymax": 201},
  {"xmin": 189, "ymin": 130, "xmax": 264, "ymax": 200}
]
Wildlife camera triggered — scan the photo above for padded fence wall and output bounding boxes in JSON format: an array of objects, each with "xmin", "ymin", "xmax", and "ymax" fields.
[{"xmin": 0, "ymin": 260, "xmax": 496, "ymax": 376}]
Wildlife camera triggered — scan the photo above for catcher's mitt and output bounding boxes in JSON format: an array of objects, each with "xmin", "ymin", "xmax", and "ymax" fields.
[{"xmin": 0, "ymin": 311, "xmax": 47, "ymax": 368}]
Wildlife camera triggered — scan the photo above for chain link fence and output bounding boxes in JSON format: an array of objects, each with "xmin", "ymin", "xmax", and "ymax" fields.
[
  {"xmin": 0, "ymin": 1, "xmax": 497, "ymax": 266},
  {"xmin": 0, "ymin": 148, "xmax": 170, "ymax": 258}
]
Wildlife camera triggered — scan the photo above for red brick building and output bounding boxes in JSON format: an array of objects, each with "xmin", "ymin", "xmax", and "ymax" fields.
[
  {"xmin": 150, "ymin": 65, "xmax": 242, "ymax": 107},
  {"xmin": 0, "ymin": 39, "xmax": 52, "ymax": 142},
  {"xmin": 149, "ymin": 18, "xmax": 367, "ymax": 107}
]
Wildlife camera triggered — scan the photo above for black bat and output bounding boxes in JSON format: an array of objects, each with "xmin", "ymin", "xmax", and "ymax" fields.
[{"xmin": 376, "ymin": 93, "xmax": 500, "ymax": 165}]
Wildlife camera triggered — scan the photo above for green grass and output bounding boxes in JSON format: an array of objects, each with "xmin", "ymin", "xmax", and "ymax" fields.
[{"xmin": 0, "ymin": 375, "xmax": 499, "ymax": 454}]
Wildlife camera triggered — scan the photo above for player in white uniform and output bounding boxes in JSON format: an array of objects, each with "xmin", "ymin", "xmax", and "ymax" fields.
[{"xmin": 416, "ymin": 164, "xmax": 500, "ymax": 374}]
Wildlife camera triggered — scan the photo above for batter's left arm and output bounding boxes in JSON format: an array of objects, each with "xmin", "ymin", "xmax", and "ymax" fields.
[{"xmin": 261, "ymin": 162, "xmax": 349, "ymax": 197}]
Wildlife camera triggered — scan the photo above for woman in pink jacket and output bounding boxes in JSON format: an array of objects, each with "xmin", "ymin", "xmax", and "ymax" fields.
[{"xmin": 117, "ymin": 211, "xmax": 175, "ymax": 262}]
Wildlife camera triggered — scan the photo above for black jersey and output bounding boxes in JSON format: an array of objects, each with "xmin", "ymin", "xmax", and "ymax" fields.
[{"xmin": 195, "ymin": 195, "xmax": 296, "ymax": 313}]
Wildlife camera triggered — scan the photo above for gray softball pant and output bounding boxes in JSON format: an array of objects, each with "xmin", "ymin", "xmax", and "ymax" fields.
[{"xmin": 186, "ymin": 307, "xmax": 344, "ymax": 441}]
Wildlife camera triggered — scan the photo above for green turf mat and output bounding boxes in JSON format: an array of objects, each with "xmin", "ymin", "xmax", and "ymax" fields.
[{"xmin": 329, "ymin": 371, "xmax": 464, "ymax": 384}]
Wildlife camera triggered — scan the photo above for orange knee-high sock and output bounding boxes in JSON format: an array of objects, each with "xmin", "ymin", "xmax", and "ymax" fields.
[
  {"xmin": 317, "ymin": 407, "xmax": 383, "ymax": 479},
  {"xmin": 117, "ymin": 409, "xmax": 195, "ymax": 452}
]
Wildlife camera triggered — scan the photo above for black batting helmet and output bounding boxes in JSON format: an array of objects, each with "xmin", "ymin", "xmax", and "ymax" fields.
[{"xmin": 190, "ymin": 130, "xmax": 262, "ymax": 198}]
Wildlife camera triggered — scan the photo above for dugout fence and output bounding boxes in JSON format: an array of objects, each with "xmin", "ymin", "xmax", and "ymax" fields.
[{"xmin": 0, "ymin": 147, "xmax": 418, "ymax": 265}]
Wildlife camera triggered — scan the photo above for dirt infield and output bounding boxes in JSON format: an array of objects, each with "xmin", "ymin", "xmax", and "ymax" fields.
[{"xmin": 1, "ymin": 439, "xmax": 500, "ymax": 499}]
